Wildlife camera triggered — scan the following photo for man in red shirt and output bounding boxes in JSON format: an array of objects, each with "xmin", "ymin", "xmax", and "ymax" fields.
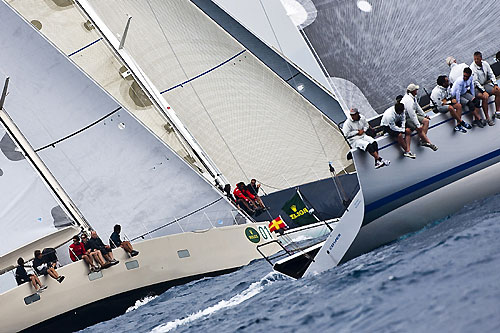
[
  {"xmin": 69, "ymin": 235, "xmax": 99, "ymax": 272},
  {"xmin": 233, "ymin": 182, "xmax": 258, "ymax": 214}
]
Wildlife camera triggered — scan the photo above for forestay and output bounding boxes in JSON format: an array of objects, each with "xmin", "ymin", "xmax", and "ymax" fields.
[
  {"xmin": 82, "ymin": 0, "xmax": 351, "ymax": 193},
  {"xmin": 0, "ymin": 125, "xmax": 73, "ymax": 256},
  {"xmin": 0, "ymin": 1, "xmax": 244, "ymax": 241}
]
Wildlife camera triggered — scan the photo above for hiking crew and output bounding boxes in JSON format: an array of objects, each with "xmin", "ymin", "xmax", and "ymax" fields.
[
  {"xmin": 430, "ymin": 75, "xmax": 472, "ymax": 133},
  {"xmin": 471, "ymin": 51, "xmax": 500, "ymax": 121},
  {"xmin": 343, "ymin": 107, "xmax": 389, "ymax": 168}
]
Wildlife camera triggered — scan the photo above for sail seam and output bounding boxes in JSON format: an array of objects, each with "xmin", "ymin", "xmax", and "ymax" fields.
[
  {"xmin": 35, "ymin": 106, "xmax": 122, "ymax": 152},
  {"xmin": 67, "ymin": 37, "xmax": 103, "ymax": 57},
  {"xmin": 131, "ymin": 197, "xmax": 223, "ymax": 241},
  {"xmin": 159, "ymin": 50, "xmax": 246, "ymax": 94}
]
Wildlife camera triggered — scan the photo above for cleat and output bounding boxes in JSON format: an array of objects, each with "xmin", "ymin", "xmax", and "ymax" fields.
[
  {"xmin": 454, "ymin": 125, "xmax": 467, "ymax": 133},
  {"xmin": 375, "ymin": 160, "xmax": 384, "ymax": 169},
  {"xmin": 488, "ymin": 119, "xmax": 495, "ymax": 126},
  {"xmin": 382, "ymin": 159, "xmax": 390, "ymax": 166},
  {"xmin": 480, "ymin": 119, "xmax": 487, "ymax": 127}
]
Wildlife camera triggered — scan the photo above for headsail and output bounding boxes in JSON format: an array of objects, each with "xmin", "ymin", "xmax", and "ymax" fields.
[
  {"xmin": 77, "ymin": 0, "xmax": 351, "ymax": 193},
  {"xmin": 0, "ymin": 126, "xmax": 75, "ymax": 257},
  {"xmin": 0, "ymin": 0, "xmax": 245, "ymax": 242}
]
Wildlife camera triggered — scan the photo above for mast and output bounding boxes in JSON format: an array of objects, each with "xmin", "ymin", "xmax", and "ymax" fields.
[
  {"xmin": 75, "ymin": 0, "xmax": 228, "ymax": 187},
  {"xmin": 0, "ymin": 78, "xmax": 92, "ymax": 233}
]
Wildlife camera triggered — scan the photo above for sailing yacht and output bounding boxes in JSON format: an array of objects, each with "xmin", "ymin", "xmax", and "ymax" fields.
[{"xmin": 0, "ymin": 2, "xmax": 280, "ymax": 331}]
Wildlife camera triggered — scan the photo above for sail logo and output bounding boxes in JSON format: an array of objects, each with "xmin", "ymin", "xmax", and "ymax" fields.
[
  {"xmin": 289, "ymin": 206, "xmax": 309, "ymax": 220},
  {"xmin": 245, "ymin": 227, "xmax": 260, "ymax": 243}
]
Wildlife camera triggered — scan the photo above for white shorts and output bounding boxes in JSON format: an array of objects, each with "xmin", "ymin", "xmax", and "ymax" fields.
[{"xmin": 351, "ymin": 134, "xmax": 375, "ymax": 151}]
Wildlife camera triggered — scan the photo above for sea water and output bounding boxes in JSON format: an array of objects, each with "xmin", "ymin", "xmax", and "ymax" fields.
[{"xmin": 81, "ymin": 193, "xmax": 500, "ymax": 332}]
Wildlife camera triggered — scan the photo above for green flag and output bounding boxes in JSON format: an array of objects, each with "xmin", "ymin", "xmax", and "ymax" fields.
[{"xmin": 281, "ymin": 191, "xmax": 317, "ymax": 225}]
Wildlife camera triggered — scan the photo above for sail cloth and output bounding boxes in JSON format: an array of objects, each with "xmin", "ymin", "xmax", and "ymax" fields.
[
  {"xmin": 0, "ymin": 1, "xmax": 244, "ymax": 241},
  {"xmin": 0, "ymin": 126, "xmax": 73, "ymax": 256},
  {"xmin": 81, "ymin": 0, "xmax": 351, "ymax": 193}
]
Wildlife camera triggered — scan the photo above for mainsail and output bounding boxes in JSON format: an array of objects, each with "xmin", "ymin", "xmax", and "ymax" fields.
[
  {"xmin": 0, "ymin": 0, "xmax": 245, "ymax": 245},
  {"xmin": 75, "ymin": 0, "xmax": 351, "ymax": 193}
]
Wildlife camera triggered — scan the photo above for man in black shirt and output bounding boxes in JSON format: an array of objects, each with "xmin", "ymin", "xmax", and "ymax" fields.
[
  {"xmin": 15, "ymin": 257, "xmax": 46, "ymax": 292},
  {"xmin": 246, "ymin": 179, "xmax": 266, "ymax": 210},
  {"xmin": 33, "ymin": 250, "xmax": 65, "ymax": 283},
  {"xmin": 109, "ymin": 224, "xmax": 138, "ymax": 257},
  {"xmin": 88, "ymin": 231, "xmax": 119, "ymax": 265}
]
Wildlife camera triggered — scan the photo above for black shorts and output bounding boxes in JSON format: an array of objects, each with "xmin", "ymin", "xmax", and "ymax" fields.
[
  {"xmin": 383, "ymin": 126, "xmax": 403, "ymax": 137},
  {"xmin": 77, "ymin": 254, "xmax": 83, "ymax": 260},
  {"xmin": 39, "ymin": 267, "xmax": 48, "ymax": 276}
]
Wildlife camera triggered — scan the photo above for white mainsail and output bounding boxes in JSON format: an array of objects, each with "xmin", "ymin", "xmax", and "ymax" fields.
[
  {"xmin": 0, "ymin": 0, "xmax": 245, "ymax": 245},
  {"xmin": 76, "ymin": 0, "xmax": 351, "ymax": 192}
]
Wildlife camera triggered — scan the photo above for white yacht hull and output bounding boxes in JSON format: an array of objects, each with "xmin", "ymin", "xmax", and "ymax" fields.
[
  {"xmin": 0, "ymin": 222, "xmax": 279, "ymax": 332},
  {"xmin": 344, "ymin": 101, "xmax": 500, "ymax": 260}
]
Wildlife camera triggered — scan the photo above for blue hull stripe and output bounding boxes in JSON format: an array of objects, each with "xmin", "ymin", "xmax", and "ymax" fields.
[{"xmin": 365, "ymin": 147, "xmax": 500, "ymax": 213}]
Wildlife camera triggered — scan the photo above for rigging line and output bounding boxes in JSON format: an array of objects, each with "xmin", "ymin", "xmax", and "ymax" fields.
[
  {"xmin": 257, "ymin": 0, "xmax": 330, "ymax": 162},
  {"xmin": 145, "ymin": 0, "xmax": 251, "ymax": 184},
  {"xmin": 35, "ymin": 106, "xmax": 122, "ymax": 152},
  {"xmin": 67, "ymin": 37, "xmax": 103, "ymax": 57},
  {"xmin": 160, "ymin": 50, "xmax": 247, "ymax": 94},
  {"xmin": 130, "ymin": 197, "xmax": 223, "ymax": 241}
]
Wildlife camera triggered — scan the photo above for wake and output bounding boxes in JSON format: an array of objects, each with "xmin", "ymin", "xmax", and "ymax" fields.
[{"xmin": 150, "ymin": 272, "xmax": 284, "ymax": 332}]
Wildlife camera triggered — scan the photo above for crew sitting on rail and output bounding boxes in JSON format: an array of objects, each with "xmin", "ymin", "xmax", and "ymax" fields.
[
  {"xmin": 69, "ymin": 235, "xmax": 100, "ymax": 273},
  {"xmin": 342, "ymin": 107, "xmax": 389, "ymax": 169},
  {"xmin": 234, "ymin": 182, "xmax": 259, "ymax": 214},
  {"xmin": 33, "ymin": 250, "xmax": 65, "ymax": 283},
  {"xmin": 109, "ymin": 224, "xmax": 139, "ymax": 257},
  {"xmin": 431, "ymin": 75, "xmax": 472, "ymax": 133},
  {"xmin": 88, "ymin": 231, "xmax": 119, "ymax": 266},
  {"xmin": 81, "ymin": 233, "xmax": 108, "ymax": 268},
  {"xmin": 446, "ymin": 56, "xmax": 468, "ymax": 86},
  {"xmin": 381, "ymin": 102, "xmax": 415, "ymax": 159},
  {"xmin": 246, "ymin": 179, "xmax": 266, "ymax": 210},
  {"xmin": 402, "ymin": 84, "xmax": 438, "ymax": 151},
  {"xmin": 471, "ymin": 51, "xmax": 500, "ymax": 121},
  {"xmin": 15, "ymin": 257, "xmax": 47, "ymax": 292},
  {"xmin": 451, "ymin": 67, "xmax": 484, "ymax": 128}
]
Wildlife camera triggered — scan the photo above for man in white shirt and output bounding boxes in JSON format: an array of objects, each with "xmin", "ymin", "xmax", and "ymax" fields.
[
  {"xmin": 380, "ymin": 103, "xmax": 415, "ymax": 159},
  {"xmin": 342, "ymin": 108, "xmax": 389, "ymax": 168},
  {"xmin": 446, "ymin": 56, "xmax": 468, "ymax": 85},
  {"xmin": 430, "ymin": 75, "xmax": 472, "ymax": 133},
  {"xmin": 451, "ymin": 67, "xmax": 484, "ymax": 128},
  {"xmin": 402, "ymin": 84, "xmax": 438, "ymax": 151},
  {"xmin": 471, "ymin": 51, "xmax": 500, "ymax": 121}
]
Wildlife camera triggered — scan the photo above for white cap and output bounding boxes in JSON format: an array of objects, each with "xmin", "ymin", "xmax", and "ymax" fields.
[
  {"xmin": 407, "ymin": 83, "xmax": 419, "ymax": 92},
  {"xmin": 349, "ymin": 108, "xmax": 359, "ymax": 115},
  {"xmin": 445, "ymin": 56, "xmax": 455, "ymax": 66}
]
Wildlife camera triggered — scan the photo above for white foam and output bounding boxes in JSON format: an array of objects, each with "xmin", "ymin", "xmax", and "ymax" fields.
[
  {"xmin": 150, "ymin": 272, "xmax": 278, "ymax": 332},
  {"xmin": 126, "ymin": 295, "xmax": 158, "ymax": 313}
]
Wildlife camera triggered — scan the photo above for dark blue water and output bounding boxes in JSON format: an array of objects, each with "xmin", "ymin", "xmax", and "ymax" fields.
[{"xmin": 81, "ymin": 194, "xmax": 500, "ymax": 332}]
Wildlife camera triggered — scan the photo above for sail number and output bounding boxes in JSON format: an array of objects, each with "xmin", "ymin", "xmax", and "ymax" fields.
[{"xmin": 258, "ymin": 226, "xmax": 272, "ymax": 240}]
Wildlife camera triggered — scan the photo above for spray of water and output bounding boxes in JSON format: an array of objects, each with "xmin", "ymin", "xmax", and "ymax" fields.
[{"xmin": 150, "ymin": 272, "xmax": 284, "ymax": 332}]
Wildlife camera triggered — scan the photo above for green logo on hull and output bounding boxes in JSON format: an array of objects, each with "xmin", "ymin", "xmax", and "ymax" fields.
[{"xmin": 245, "ymin": 227, "xmax": 260, "ymax": 243}]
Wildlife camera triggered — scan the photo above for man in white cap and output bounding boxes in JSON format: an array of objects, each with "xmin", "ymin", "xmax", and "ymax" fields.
[
  {"xmin": 446, "ymin": 56, "xmax": 468, "ymax": 86},
  {"xmin": 402, "ymin": 84, "xmax": 438, "ymax": 151},
  {"xmin": 470, "ymin": 51, "xmax": 500, "ymax": 122},
  {"xmin": 342, "ymin": 108, "xmax": 389, "ymax": 168}
]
